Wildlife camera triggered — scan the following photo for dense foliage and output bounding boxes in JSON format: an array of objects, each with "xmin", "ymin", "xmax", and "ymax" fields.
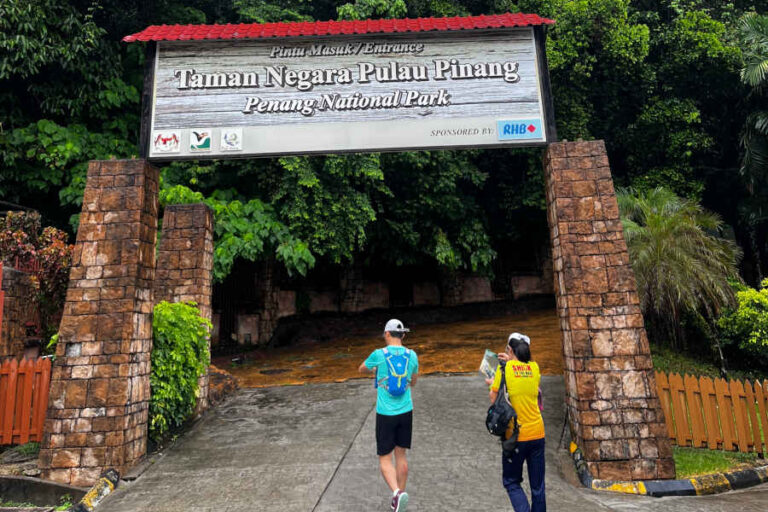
[
  {"xmin": 3, "ymin": 1, "xmax": 768, "ymax": 350},
  {"xmin": 0, "ymin": 211, "xmax": 73, "ymax": 339},
  {"xmin": 738, "ymin": 12, "xmax": 768, "ymax": 282},
  {"xmin": 718, "ymin": 279, "xmax": 768, "ymax": 366},
  {"xmin": 1, "ymin": 0, "xmax": 765, "ymax": 276},
  {"xmin": 150, "ymin": 301, "xmax": 211, "ymax": 441},
  {"xmin": 618, "ymin": 187, "xmax": 742, "ymax": 348}
]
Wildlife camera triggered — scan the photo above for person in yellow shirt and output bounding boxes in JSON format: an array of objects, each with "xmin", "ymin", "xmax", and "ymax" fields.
[{"xmin": 488, "ymin": 333, "xmax": 546, "ymax": 512}]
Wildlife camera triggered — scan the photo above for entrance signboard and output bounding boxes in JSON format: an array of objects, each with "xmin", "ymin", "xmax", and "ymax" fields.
[{"xmin": 129, "ymin": 18, "xmax": 556, "ymax": 159}]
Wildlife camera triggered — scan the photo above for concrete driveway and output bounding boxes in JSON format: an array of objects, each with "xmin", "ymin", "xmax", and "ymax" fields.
[{"xmin": 100, "ymin": 375, "xmax": 768, "ymax": 511}]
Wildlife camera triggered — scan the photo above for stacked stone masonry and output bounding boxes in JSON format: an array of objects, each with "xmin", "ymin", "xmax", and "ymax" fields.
[
  {"xmin": 543, "ymin": 141, "xmax": 676, "ymax": 480},
  {"xmin": 38, "ymin": 160, "xmax": 159, "ymax": 487},
  {"xmin": 153, "ymin": 203, "xmax": 214, "ymax": 411},
  {"xmin": 257, "ymin": 258, "xmax": 280, "ymax": 347},
  {"xmin": 0, "ymin": 266, "xmax": 35, "ymax": 358}
]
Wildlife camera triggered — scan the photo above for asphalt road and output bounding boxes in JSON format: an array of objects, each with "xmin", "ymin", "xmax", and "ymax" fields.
[{"xmin": 99, "ymin": 375, "xmax": 768, "ymax": 511}]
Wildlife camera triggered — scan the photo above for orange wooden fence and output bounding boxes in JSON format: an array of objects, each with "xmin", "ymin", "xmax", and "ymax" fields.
[
  {"xmin": 656, "ymin": 371, "xmax": 768, "ymax": 455},
  {"xmin": 0, "ymin": 357, "xmax": 51, "ymax": 445},
  {"xmin": 0, "ymin": 262, "xmax": 5, "ymax": 336}
]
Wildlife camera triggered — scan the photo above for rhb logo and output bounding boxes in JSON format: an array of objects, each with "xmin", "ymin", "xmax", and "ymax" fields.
[
  {"xmin": 502, "ymin": 123, "xmax": 536, "ymax": 135},
  {"xmin": 497, "ymin": 120, "xmax": 543, "ymax": 141}
]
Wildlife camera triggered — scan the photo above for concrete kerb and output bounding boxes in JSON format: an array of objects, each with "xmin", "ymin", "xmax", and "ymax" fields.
[{"xmin": 569, "ymin": 442, "xmax": 768, "ymax": 497}]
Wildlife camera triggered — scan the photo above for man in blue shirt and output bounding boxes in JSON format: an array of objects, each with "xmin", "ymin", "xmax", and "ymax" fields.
[{"xmin": 358, "ymin": 319, "xmax": 419, "ymax": 512}]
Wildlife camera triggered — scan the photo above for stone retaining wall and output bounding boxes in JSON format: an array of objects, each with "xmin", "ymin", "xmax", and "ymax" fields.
[{"xmin": 0, "ymin": 266, "xmax": 35, "ymax": 358}]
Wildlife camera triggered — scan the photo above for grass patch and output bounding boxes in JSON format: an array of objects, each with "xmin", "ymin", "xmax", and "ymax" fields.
[
  {"xmin": 651, "ymin": 344, "xmax": 768, "ymax": 381},
  {"xmin": 0, "ymin": 500, "xmax": 37, "ymax": 507},
  {"xmin": 14, "ymin": 441, "xmax": 40, "ymax": 457},
  {"xmin": 651, "ymin": 345, "xmax": 722, "ymax": 379},
  {"xmin": 673, "ymin": 446, "xmax": 760, "ymax": 478},
  {"xmin": 0, "ymin": 495, "xmax": 76, "ymax": 510}
]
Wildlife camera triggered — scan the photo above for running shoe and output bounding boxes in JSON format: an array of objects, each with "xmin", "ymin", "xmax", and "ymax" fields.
[{"xmin": 392, "ymin": 490, "xmax": 408, "ymax": 512}]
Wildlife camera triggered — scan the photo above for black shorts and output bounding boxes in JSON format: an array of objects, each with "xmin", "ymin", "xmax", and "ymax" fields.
[{"xmin": 376, "ymin": 411, "xmax": 413, "ymax": 456}]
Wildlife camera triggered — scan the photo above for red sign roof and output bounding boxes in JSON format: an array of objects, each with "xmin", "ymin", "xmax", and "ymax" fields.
[{"xmin": 123, "ymin": 13, "xmax": 554, "ymax": 43}]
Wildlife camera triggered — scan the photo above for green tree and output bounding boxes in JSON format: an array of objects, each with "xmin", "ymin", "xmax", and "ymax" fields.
[
  {"xmin": 234, "ymin": 0, "xmax": 315, "ymax": 23},
  {"xmin": 0, "ymin": 0, "xmax": 142, "ymax": 230},
  {"xmin": 1, "ymin": 0, "xmax": 764, "ymax": 303},
  {"xmin": 618, "ymin": 187, "xmax": 742, "ymax": 353},
  {"xmin": 738, "ymin": 12, "xmax": 768, "ymax": 281},
  {"xmin": 0, "ymin": 0, "xmax": 105, "ymax": 122},
  {"xmin": 368, "ymin": 150, "xmax": 496, "ymax": 273},
  {"xmin": 337, "ymin": 0, "xmax": 407, "ymax": 19},
  {"xmin": 159, "ymin": 185, "xmax": 315, "ymax": 281},
  {"xmin": 519, "ymin": 0, "xmax": 651, "ymax": 141}
]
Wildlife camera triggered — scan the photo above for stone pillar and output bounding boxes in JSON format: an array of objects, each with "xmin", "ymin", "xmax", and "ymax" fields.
[
  {"xmin": 1, "ymin": 266, "xmax": 35, "ymax": 358},
  {"xmin": 543, "ymin": 141, "xmax": 675, "ymax": 480},
  {"xmin": 438, "ymin": 267, "xmax": 463, "ymax": 307},
  {"xmin": 340, "ymin": 261, "xmax": 364, "ymax": 313},
  {"xmin": 153, "ymin": 203, "xmax": 214, "ymax": 412},
  {"xmin": 256, "ymin": 257, "xmax": 279, "ymax": 346},
  {"xmin": 39, "ymin": 160, "xmax": 158, "ymax": 486}
]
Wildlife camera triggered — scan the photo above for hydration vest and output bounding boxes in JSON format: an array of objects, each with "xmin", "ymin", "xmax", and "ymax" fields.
[{"xmin": 376, "ymin": 347, "xmax": 411, "ymax": 397}]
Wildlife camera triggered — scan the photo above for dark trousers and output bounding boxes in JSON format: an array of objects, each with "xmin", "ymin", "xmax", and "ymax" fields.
[{"xmin": 502, "ymin": 437, "xmax": 546, "ymax": 512}]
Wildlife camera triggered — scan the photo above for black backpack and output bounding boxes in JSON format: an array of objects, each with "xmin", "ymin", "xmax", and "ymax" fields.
[{"xmin": 485, "ymin": 363, "xmax": 520, "ymax": 453}]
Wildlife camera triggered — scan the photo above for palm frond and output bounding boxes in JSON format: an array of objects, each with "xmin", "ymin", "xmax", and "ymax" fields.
[
  {"xmin": 740, "ymin": 13, "xmax": 768, "ymax": 87},
  {"xmin": 621, "ymin": 187, "xmax": 741, "ymax": 346}
]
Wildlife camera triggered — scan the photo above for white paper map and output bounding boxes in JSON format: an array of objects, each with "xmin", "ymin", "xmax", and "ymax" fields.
[{"xmin": 479, "ymin": 349, "xmax": 499, "ymax": 380}]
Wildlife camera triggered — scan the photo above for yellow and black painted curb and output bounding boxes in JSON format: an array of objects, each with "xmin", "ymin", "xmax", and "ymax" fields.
[
  {"xmin": 69, "ymin": 469, "xmax": 120, "ymax": 512},
  {"xmin": 569, "ymin": 442, "xmax": 768, "ymax": 498}
]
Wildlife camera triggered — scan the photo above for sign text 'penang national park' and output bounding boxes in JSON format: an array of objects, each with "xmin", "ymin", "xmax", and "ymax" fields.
[{"xmin": 123, "ymin": 14, "xmax": 556, "ymax": 159}]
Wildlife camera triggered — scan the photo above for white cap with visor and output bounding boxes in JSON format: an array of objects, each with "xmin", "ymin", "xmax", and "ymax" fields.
[
  {"xmin": 384, "ymin": 319, "xmax": 410, "ymax": 333},
  {"xmin": 508, "ymin": 332, "xmax": 531, "ymax": 345}
]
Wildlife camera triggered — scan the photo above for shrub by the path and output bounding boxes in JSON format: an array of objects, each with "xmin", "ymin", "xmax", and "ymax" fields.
[{"xmin": 150, "ymin": 301, "xmax": 211, "ymax": 442}]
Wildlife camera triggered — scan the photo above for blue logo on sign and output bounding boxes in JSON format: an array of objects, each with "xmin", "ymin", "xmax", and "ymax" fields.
[{"xmin": 497, "ymin": 120, "xmax": 543, "ymax": 141}]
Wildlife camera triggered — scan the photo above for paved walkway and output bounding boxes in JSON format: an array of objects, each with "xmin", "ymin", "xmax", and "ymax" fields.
[{"xmin": 100, "ymin": 376, "xmax": 768, "ymax": 511}]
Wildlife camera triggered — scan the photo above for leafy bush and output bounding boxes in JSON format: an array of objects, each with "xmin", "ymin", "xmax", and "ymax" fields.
[
  {"xmin": 150, "ymin": 301, "xmax": 211, "ymax": 442},
  {"xmin": 0, "ymin": 211, "xmax": 73, "ymax": 340},
  {"xmin": 718, "ymin": 279, "xmax": 768, "ymax": 364}
]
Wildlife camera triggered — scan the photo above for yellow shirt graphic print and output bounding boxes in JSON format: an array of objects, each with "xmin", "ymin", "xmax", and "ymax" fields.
[{"xmin": 491, "ymin": 360, "xmax": 545, "ymax": 442}]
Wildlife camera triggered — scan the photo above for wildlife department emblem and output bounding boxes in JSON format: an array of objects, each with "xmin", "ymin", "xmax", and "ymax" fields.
[
  {"xmin": 220, "ymin": 129, "xmax": 243, "ymax": 151},
  {"xmin": 190, "ymin": 130, "xmax": 212, "ymax": 152},
  {"xmin": 152, "ymin": 131, "xmax": 180, "ymax": 153}
]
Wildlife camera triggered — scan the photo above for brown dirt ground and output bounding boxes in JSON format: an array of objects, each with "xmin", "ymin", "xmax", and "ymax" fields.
[{"xmin": 219, "ymin": 309, "xmax": 562, "ymax": 388}]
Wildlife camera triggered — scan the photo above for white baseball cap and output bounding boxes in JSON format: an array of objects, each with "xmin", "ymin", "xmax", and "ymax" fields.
[
  {"xmin": 508, "ymin": 332, "xmax": 531, "ymax": 345},
  {"xmin": 384, "ymin": 319, "xmax": 410, "ymax": 333}
]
